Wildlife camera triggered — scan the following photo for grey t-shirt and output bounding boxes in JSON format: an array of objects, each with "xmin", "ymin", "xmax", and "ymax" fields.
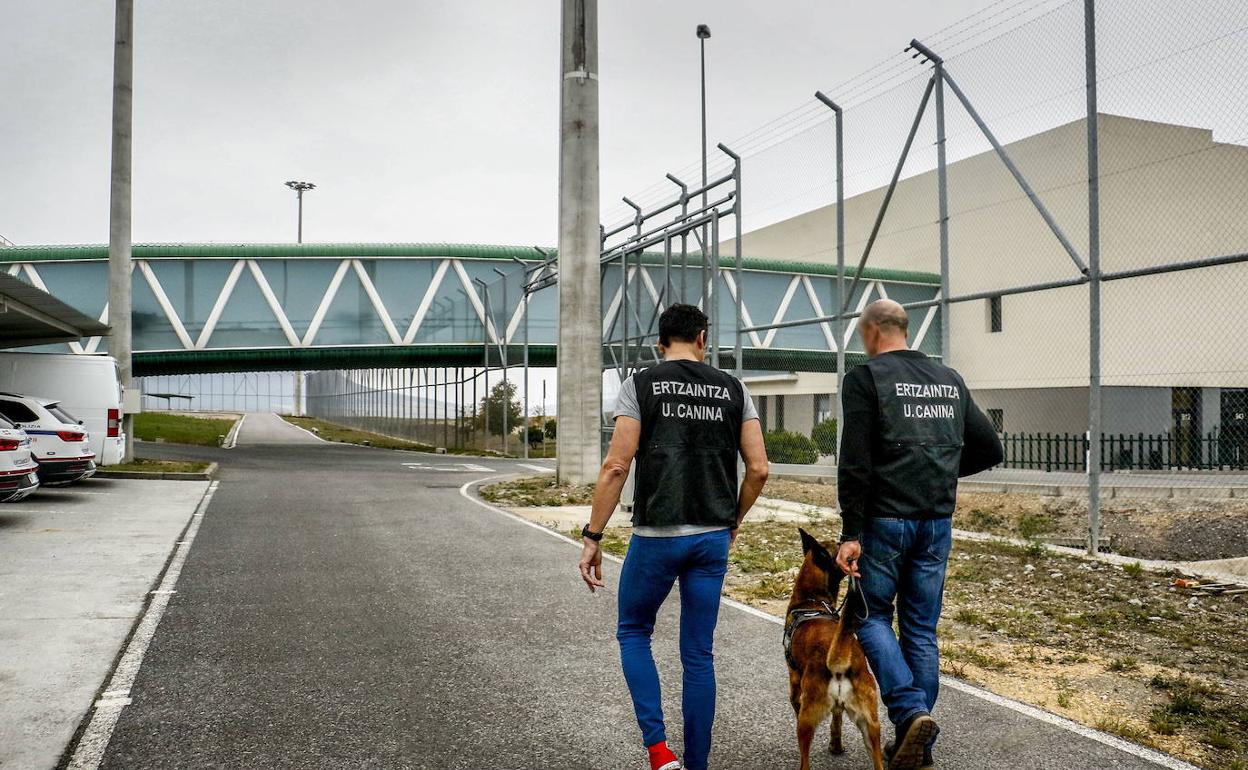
[{"xmin": 613, "ymin": 371, "xmax": 759, "ymax": 538}]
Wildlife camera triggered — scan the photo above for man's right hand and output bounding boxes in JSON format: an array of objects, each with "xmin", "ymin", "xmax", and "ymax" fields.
[
  {"xmin": 578, "ymin": 539, "xmax": 604, "ymax": 593},
  {"xmin": 836, "ymin": 540, "xmax": 862, "ymax": 577}
]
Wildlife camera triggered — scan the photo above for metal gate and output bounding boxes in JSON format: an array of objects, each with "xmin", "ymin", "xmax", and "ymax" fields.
[{"xmin": 598, "ymin": 145, "xmax": 742, "ymax": 446}]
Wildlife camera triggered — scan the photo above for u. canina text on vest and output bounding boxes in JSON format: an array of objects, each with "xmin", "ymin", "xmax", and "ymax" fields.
[
  {"xmin": 896, "ymin": 381, "xmax": 960, "ymax": 419},
  {"xmin": 651, "ymin": 380, "xmax": 733, "ymax": 422}
]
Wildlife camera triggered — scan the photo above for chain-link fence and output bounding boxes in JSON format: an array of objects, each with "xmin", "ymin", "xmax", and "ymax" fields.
[
  {"xmin": 303, "ymin": 364, "xmax": 556, "ymax": 457},
  {"xmin": 138, "ymin": 371, "xmax": 298, "ymax": 414},
  {"xmin": 599, "ymin": 0, "xmax": 1248, "ymax": 554}
]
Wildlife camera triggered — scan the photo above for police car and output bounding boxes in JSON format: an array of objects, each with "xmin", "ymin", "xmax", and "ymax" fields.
[
  {"xmin": 0, "ymin": 393, "xmax": 97, "ymax": 486},
  {"xmin": 0, "ymin": 413, "xmax": 40, "ymax": 502}
]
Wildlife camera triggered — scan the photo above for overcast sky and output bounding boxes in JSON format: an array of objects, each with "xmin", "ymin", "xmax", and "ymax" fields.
[{"xmin": 3, "ymin": 1, "xmax": 1001, "ymax": 247}]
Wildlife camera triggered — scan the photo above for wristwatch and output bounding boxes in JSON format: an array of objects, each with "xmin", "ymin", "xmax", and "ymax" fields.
[
  {"xmin": 838, "ymin": 534, "xmax": 860, "ymax": 544},
  {"xmin": 581, "ymin": 525, "xmax": 604, "ymax": 542}
]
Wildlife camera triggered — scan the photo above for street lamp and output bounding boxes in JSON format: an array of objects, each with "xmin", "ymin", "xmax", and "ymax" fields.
[
  {"xmin": 696, "ymin": 24, "xmax": 712, "ymax": 358},
  {"xmin": 284, "ymin": 180, "xmax": 316, "ymax": 243},
  {"xmin": 697, "ymin": 24, "xmax": 711, "ymax": 216}
]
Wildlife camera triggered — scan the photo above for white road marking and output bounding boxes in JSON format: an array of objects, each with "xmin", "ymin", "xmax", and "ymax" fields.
[
  {"xmin": 223, "ymin": 413, "xmax": 246, "ymax": 449},
  {"xmin": 66, "ymin": 480, "xmax": 218, "ymax": 770},
  {"xmin": 404, "ymin": 462, "xmax": 493, "ymax": 473},
  {"xmin": 458, "ymin": 477, "xmax": 1201, "ymax": 770},
  {"xmin": 518, "ymin": 463, "xmax": 554, "ymax": 474}
]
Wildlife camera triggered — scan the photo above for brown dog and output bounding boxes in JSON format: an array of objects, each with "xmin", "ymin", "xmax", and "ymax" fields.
[{"xmin": 785, "ymin": 528, "xmax": 885, "ymax": 770}]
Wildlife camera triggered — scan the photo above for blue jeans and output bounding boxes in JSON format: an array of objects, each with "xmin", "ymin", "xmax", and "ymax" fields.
[
  {"xmin": 616, "ymin": 530, "xmax": 730, "ymax": 770},
  {"xmin": 855, "ymin": 517, "xmax": 952, "ymax": 734}
]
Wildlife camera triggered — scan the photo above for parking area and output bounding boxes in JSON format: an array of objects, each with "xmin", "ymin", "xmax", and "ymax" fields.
[{"xmin": 0, "ymin": 477, "xmax": 209, "ymax": 770}]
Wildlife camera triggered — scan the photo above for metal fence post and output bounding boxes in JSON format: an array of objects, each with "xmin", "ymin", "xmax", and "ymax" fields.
[
  {"xmin": 1085, "ymin": 0, "xmax": 1103, "ymax": 555},
  {"xmin": 816, "ymin": 91, "xmax": 845, "ymax": 455},
  {"xmin": 934, "ymin": 55, "xmax": 951, "ymax": 364},
  {"xmin": 718, "ymin": 144, "xmax": 743, "ymax": 378}
]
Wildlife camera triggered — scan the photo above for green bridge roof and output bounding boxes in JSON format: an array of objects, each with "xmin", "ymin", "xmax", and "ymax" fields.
[{"xmin": 0, "ymin": 242, "xmax": 939, "ymax": 284}]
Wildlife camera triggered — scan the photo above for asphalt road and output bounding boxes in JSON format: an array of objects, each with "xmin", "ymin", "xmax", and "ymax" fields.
[{"xmin": 86, "ymin": 418, "xmax": 1189, "ymax": 769}]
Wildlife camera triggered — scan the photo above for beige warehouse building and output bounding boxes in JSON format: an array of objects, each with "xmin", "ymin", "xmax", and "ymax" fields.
[{"xmin": 734, "ymin": 114, "xmax": 1248, "ymax": 468}]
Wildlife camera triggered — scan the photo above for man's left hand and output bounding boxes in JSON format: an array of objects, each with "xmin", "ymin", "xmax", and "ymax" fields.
[{"xmin": 578, "ymin": 539, "xmax": 604, "ymax": 593}]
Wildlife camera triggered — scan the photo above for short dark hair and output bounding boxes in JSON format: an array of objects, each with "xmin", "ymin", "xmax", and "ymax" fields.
[{"xmin": 658, "ymin": 303, "xmax": 708, "ymax": 347}]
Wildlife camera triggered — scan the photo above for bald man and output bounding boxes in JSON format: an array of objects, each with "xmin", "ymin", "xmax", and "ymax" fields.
[{"xmin": 835, "ymin": 299, "xmax": 1002, "ymax": 770}]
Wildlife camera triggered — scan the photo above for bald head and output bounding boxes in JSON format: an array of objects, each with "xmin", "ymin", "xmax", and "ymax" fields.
[
  {"xmin": 858, "ymin": 299, "xmax": 909, "ymax": 356},
  {"xmin": 862, "ymin": 299, "xmax": 908, "ymax": 335}
]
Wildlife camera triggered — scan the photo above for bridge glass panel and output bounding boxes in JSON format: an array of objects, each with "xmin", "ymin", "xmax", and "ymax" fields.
[{"xmin": 254, "ymin": 259, "xmax": 342, "ymax": 340}]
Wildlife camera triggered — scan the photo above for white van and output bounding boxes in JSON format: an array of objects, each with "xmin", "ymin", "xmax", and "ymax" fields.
[{"xmin": 0, "ymin": 352, "xmax": 128, "ymax": 465}]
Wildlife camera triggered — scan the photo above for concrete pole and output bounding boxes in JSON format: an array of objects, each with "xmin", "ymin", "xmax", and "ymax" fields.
[
  {"xmin": 1085, "ymin": 0, "xmax": 1103, "ymax": 554},
  {"xmin": 108, "ymin": 0, "xmax": 135, "ymax": 462},
  {"xmin": 556, "ymin": 0, "xmax": 601, "ymax": 484}
]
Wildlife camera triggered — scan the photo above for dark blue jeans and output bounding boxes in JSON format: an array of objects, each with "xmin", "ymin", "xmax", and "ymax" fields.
[
  {"xmin": 616, "ymin": 530, "xmax": 730, "ymax": 770},
  {"xmin": 856, "ymin": 517, "xmax": 952, "ymax": 734}
]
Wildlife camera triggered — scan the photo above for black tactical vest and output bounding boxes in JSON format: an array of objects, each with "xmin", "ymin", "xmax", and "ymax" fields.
[
  {"xmin": 862, "ymin": 351, "xmax": 968, "ymax": 519},
  {"xmin": 631, "ymin": 360, "xmax": 746, "ymax": 528}
]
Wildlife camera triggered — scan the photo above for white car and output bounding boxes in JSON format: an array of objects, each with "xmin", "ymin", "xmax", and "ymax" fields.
[
  {"xmin": 0, "ymin": 414, "xmax": 40, "ymax": 502},
  {"xmin": 0, "ymin": 394, "xmax": 97, "ymax": 486}
]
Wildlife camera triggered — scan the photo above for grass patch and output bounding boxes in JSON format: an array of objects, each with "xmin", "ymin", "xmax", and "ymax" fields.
[
  {"xmin": 954, "ymin": 608, "xmax": 988, "ymax": 627},
  {"xmin": 1017, "ymin": 512, "xmax": 1057, "ymax": 540},
  {"xmin": 1122, "ymin": 561, "xmax": 1145, "ymax": 578},
  {"xmin": 1095, "ymin": 717, "xmax": 1154, "ymax": 747},
  {"xmin": 103, "ymin": 458, "xmax": 211, "ymax": 474},
  {"xmin": 1148, "ymin": 708, "xmax": 1181, "ymax": 736},
  {"xmin": 481, "ymin": 476, "xmax": 594, "ymax": 507},
  {"xmin": 1107, "ymin": 656, "xmax": 1139, "ymax": 673},
  {"xmin": 278, "ymin": 415, "xmax": 502, "ymax": 455},
  {"xmin": 944, "ymin": 643, "xmax": 1011, "ymax": 672},
  {"xmin": 134, "ymin": 412, "xmax": 236, "ymax": 447}
]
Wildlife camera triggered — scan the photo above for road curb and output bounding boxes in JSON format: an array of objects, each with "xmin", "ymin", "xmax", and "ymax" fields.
[{"xmin": 93, "ymin": 462, "xmax": 217, "ymax": 481}]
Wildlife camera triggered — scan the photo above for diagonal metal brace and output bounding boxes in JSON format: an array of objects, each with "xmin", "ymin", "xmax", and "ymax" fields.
[{"xmin": 913, "ymin": 38, "xmax": 1090, "ymax": 276}]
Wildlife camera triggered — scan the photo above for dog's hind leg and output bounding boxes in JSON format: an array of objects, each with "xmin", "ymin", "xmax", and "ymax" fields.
[
  {"xmin": 796, "ymin": 678, "xmax": 829, "ymax": 770},
  {"xmin": 828, "ymin": 702, "xmax": 845, "ymax": 754},
  {"xmin": 848, "ymin": 682, "xmax": 886, "ymax": 770}
]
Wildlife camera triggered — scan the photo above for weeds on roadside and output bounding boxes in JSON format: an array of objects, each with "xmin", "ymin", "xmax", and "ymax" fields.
[
  {"xmin": 1095, "ymin": 717, "xmax": 1154, "ymax": 747},
  {"xmin": 1122, "ymin": 561, "xmax": 1145, "ymax": 578},
  {"xmin": 1107, "ymin": 656, "xmax": 1139, "ymax": 673}
]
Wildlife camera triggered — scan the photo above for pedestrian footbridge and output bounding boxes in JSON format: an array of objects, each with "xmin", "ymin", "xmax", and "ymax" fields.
[{"xmin": 0, "ymin": 243, "xmax": 940, "ymax": 375}]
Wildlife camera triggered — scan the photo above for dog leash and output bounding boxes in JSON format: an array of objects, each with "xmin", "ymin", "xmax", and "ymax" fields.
[{"xmin": 838, "ymin": 562, "xmax": 870, "ymax": 623}]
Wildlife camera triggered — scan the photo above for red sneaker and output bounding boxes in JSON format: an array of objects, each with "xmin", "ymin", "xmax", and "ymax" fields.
[{"xmin": 647, "ymin": 741, "xmax": 681, "ymax": 770}]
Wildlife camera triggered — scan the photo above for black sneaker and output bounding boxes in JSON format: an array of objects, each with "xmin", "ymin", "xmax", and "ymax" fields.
[{"xmin": 889, "ymin": 713, "xmax": 939, "ymax": 770}]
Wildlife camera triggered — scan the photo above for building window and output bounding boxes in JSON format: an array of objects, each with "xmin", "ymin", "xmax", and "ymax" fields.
[
  {"xmin": 776, "ymin": 395, "xmax": 786, "ymax": 431},
  {"xmin": 987, "ymin": 408, "xmax": 1004, "ymax": 432},
  {"xmin": 987, "ymin": 296, "xmax": 1003, "ymax": 333},
  {"xmin": 814, "ymin": 393, "xmax": 833, "ymax": 424}
]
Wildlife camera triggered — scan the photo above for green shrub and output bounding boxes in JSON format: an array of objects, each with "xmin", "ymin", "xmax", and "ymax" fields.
[
  {"xmin": 811, "ymin": 418, "xmax": 838, "ymax": 455},
  {"xmin": 763, "ymin": 430, "xmax": 820, "ymax": 464}
]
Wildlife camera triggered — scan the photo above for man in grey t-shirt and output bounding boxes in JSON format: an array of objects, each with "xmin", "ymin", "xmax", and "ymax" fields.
[{"xmin": 576, "ymin": 304, "xmax": 770, "ymax": 770}]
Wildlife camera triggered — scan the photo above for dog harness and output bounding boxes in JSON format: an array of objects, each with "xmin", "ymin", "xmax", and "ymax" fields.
[{"xmin": 782, "ymin": 601, "xmax": 840, "ymax": 669}]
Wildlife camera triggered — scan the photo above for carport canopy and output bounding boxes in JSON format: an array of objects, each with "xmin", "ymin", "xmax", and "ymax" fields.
[{"xmin": 0, "ymin": 272, "xmax": 110, "ymax": 347}]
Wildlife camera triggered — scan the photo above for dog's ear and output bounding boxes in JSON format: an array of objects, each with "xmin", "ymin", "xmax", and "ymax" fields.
[
  {"xmin": 811, "ymin": 542, "xmax": 838, "ymax": 575},
  {"xmin": 799, "ymin": 529, "xmax": 837, "ymax": 573}
]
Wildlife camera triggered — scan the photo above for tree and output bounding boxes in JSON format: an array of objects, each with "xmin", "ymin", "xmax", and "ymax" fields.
[
  {"xmin": 544, "ymin": 418, "xmax": 557, "ymax": 440},
  {"xmin": 475, "ymin": 380, "xmax": 522, "ymax": 436}
]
